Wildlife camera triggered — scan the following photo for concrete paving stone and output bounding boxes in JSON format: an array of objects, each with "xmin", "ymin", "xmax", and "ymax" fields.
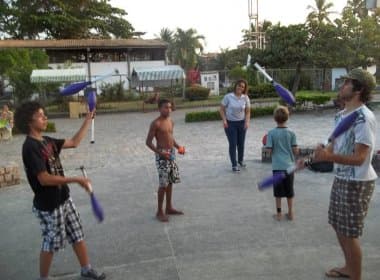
[
  {"xmin": 53, "ymin": 257, "xmax": 179, "ymax": 280},
  {"xmin": 1, "ymin": 106, "xmax": 380, "ymax": 280}
]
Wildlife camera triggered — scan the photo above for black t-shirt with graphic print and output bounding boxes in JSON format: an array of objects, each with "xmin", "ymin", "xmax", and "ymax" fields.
[{"xmin": 22, "ymin": 136, "xmax": 70, "ymax": 211}]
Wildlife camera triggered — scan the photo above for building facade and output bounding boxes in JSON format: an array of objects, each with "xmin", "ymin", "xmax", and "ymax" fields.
[{"xmin": 0, "ymin": 39, "xmax": 168, "ymax": 89}]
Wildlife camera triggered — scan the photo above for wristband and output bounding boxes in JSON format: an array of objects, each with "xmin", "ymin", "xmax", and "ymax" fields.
[{"xmin": 304, "ymin": 156, "xmax": 313, "ymax": 167}]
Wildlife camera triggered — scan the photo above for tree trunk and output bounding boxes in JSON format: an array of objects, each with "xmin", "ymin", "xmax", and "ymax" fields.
[
  {"xmin": 291, "ymin": 62, "xmax": 302, "ymax": 94},
  {"xmin": 0, "ymin": 78, "xmax": 4, "ymax": 96},
  {"xmin": 322, "ymin": 67, "xmax": 331, "ymax": 92}
]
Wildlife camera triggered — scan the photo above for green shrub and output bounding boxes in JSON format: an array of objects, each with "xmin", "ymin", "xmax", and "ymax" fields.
[
  {"xmin": 123, "ymin": 90, "xmax": 140, "ymax": 101},
  {"xmin": 228, "ymin": 66, "xmax": 248, "ymax": 81},
  {"xmin": 185, "ymin": 110, "xmax": 220, "ymax": 122},
  {"xmin": 99, "ymin": 81, "xmax": 125, "ymax": 101},
  {"xmin": 185, "ymin": 85, "xmax": 210, "ymax": 101},
  {"xmin": 248, "ymin": 83, "xmax": 278, "ymax": 99},
  {"xmin": 225, "ymin": 83, "xmax": 277, "ymax": 99},
  {"xmin": 296, "ymin": 93, "xmax": 331, "ymax": 105},
  {"xmin": 154, "ymin": 85, "xmax": 183, "ymax": 97},
  {"xmin": 251, "ymin": 106, "xmax": 277, "ymax": 117},
  {"xmin": 46, "ymin": 122, "xmax": 56, "ymax": 132},
  {"xmin": 185, "ymin": 106, "xmax": 276, "ymax": 122},
  {"xmin": 225, "ymin": 85, "xmax": 234, "ymax": 93},
  {"xmin": 12, "ymin": 121, "xmax": 56, "ymax": 134}
]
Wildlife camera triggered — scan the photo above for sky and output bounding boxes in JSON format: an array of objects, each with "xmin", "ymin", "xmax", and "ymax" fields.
[{"xmin": 111, "ymin": 0, "xmax": 349, "ymax": 53}]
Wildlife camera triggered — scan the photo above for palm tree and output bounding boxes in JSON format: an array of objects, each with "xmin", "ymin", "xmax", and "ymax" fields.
[
  {"xmin": 306, "ymin": 0, "xmax": 335, "ymax": 25},
  {"xmin": 157, "ymin": 28, "xmax": 174, "ymax": 43},
  {"xmin": 172, "ymin": 28, "xmax": 205, "ymax": 70},
  {"xmin": 156, "ymin": 28, "xmax": 174, "ymax": 63},
  {"xmin": 346, "ymin": 0, "xmax": 368, "ymax": 19},
  {"xmin": 216, "ymin": 48, "xmax": 230, "ymax": 70}
]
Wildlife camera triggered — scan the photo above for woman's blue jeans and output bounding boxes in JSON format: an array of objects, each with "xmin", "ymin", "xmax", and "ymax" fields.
[{"xmin": 224, "ymin": 120, "xmax": 246, "ymax": 167}]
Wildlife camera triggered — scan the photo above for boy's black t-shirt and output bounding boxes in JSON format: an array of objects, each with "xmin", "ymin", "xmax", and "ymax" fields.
[{"xmin": 22, "ymin": 136, "xmax": 70, "ymax": 211}]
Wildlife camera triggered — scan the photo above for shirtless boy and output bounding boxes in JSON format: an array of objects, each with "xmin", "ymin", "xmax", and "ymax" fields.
[{"xmin": 146, "ymin": 99, "xmax": 185, "ymax": 222}]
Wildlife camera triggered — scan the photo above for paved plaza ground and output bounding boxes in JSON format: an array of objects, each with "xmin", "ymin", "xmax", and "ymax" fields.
[{"xmin": 0, "ymin": 106, "xmax": 379, "ymax": 280}]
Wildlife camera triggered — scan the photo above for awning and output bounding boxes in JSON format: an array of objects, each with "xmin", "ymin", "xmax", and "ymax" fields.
[
  {"xmin": 30, "ymin": 68, "xmax": 87, "ymax": 83},
  {"xmin": 131, "ymin": 65, "xmax": 185, "ymax": 87}
]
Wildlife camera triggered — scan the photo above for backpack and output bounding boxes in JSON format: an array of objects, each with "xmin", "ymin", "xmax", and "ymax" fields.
[{"xmin": 308, "ymin": 161, "xmax": 334, "ymax": 172}]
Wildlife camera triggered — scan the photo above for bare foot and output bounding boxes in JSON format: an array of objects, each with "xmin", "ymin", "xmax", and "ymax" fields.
[
  {"xmin": 156, "ymin": 212, "xmax": 169, "ymax": 222},
  {"xmin": 286, "ymin": 213, "xmax": 294, "ymax": 221},
  {"xmin": 166, "ymin": 208, "xmax": 184, "ymax": 215},
  {"xmin": 273, "ymin": 213, "xmax": 282, "ymax": 221},
  {"xmin": 325, "ymin": 267, "xmax": 350, "ymax": 278}
]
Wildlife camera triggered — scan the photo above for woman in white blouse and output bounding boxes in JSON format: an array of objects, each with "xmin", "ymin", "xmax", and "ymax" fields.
[{"xmin": 219, "ymin": 79, "xmax": 251, "ymax": 172}]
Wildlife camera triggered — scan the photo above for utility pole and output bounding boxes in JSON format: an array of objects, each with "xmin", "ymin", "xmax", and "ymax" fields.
[{"xmin": 248, "ymin": 0, "xmax": 265, "ymax": 49}]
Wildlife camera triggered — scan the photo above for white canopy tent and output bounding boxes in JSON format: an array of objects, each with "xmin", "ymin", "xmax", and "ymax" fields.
[
  {"xmin": 131, "ymin": 65, "xmax": 186, "ymax": 98},
  {"xmin": 30, "ymin": 68, "xmax": 87, "ymax": 83}
]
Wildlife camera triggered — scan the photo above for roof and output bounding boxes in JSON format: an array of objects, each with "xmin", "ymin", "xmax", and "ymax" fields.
[
  {"xmin": 0, "ymin": 39, "xmax": 168, "ymax": 50},
  {"xmin": 131, "ymin": 65, "xmax": 185, "ymax": 87},
  {"xmin": 30, "ymin": 68, "xmax": 86, "ymax": 83}
]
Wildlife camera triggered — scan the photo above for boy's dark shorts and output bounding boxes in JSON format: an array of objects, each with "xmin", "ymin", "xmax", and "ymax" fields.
[{"xmin": 273, "ymin": 170, "xmax": 294, "ymax": 198}]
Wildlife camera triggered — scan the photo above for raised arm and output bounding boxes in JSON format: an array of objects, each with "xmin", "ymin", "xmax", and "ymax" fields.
[{"xmin": 63, "ymin": 111, "xmax": 94, "ymax": 148}]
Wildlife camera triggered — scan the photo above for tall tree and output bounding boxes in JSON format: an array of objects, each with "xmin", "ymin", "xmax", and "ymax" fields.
[
  {"xmin": 0, "ymin": 0, "xmax": 134, "ymax": 39},
  {"xmin": 157, "ymin": 28, "xmax": 174, "ymax": 43},
  {"xmin": 346, "ymin": 0, "xmax": 368, "ymax": 19},
  {"xmin": 172, "ymin": 28, "xmax": 205, "ymax": 70},
  {"xmin": 0, "ymin": 49, "xmax": 49, "ymax": 101},
  {"xmin": 306, "ymin": 1, "xmax": 339, "ymax": 90},
  {"xmin": 334, "ymin": 4, "xmax": 377, "ymax": 70},
  {"xmin": 0, "ymin": 1, "xmax": 10, "ymax": 37},
  {"xmin": 264, "ymin": 24, "xmax": 310, "ymax": 93},
  {"xmin": 156, "ymin": 28, "xmax": 174, "ymax": 63},
  {"xmin": 306, "ymin": 0, "xmax": 335, "ymax": 25},
  {"xmin": 308, "ymin": 23, "xmax": 343, "ymax": 90},
  {"xmin": 216, "ymin": 48, "xmax": 249, "ymax": 71},
  {"xmin": 344, "ymin": 0, "xmax": 380, "ymax": 81}
]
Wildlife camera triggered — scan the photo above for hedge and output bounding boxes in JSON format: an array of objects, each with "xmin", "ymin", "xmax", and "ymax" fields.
[
  {"xmin": 12, "ymin": 121, "xmax": 56, "ymax": 134},
  {"xmin": 296, "ymin": 93, "xmax": 332, "ymax": 105},
  {"xmin": 226, "ymin": 83, "xmax": 278, "ymax": 99},
  {"xmin": 185, "ymin": 106, "xmax": 276, "ymax": 122},
  {"xmin": 248, "ymin": 83, "xmax": 278, "ymax": 99},
  {"xmin": 46, "ymin": 122, "xmax": 56, "ymax": 132},
  {"xmin": 185, "ymin": 85, "xmax": 210, "ymax": 101}
]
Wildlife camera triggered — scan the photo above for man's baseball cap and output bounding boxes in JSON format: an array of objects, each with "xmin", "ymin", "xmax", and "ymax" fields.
[{"xmin": 342, "ymin": 68, "xmax": 376, "ymax": 92}]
